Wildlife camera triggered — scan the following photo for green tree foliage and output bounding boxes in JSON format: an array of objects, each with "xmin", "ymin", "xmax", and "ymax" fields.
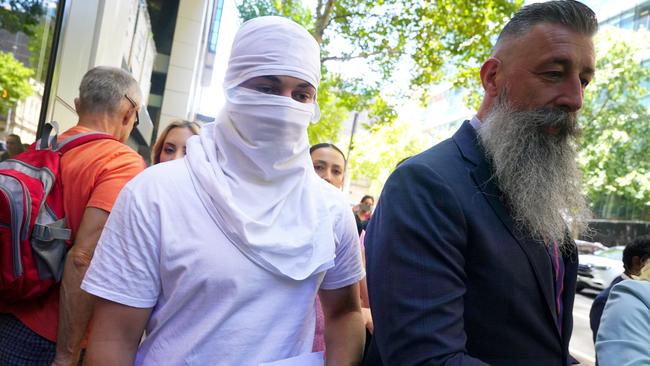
[
  {"xmin": 347, "ymin": 119, "xmax": 429, "ymax": 195},
  {"xmin": 324, "ymin": 0, "xmax": 521, "ymax": 97},
  {"xmin": 237, "ymin": 0, "xmax": 521, "ymax": 144},
  {"xmin": 578, "ymin": 27, "xmax": 650, "ymax": 220},
  {"xmin": 0, "ymin": 0, "xmax": 44, "ymax": 37},
  {"xmin": 0, "ymin": 51, "xmax": 34, "ymax": 115}
]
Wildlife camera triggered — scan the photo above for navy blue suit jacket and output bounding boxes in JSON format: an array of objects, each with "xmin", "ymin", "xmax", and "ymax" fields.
[{"xmin": 364, "ymin": 121, "xmax": 578, "ymax": 366}]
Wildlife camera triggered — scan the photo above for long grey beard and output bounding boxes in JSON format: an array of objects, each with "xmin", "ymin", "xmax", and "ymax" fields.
[{"xmin": 478, "ymin": 97, "xmax": 591, "ymax": 244}]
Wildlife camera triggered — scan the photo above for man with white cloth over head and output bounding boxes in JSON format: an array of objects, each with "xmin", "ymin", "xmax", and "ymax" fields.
[{"xmin": 80, "ymin": 16, "xmax": 365, "ymax": 366}]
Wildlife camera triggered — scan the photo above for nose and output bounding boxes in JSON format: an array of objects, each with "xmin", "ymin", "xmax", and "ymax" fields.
[
  {"xmin": 555, "ymin": 76, "xmax": 584, "ymax": 112},
  {"xmin": 174, "ymin": 150, "xmax": 184, "ymax": 161},
  {"xmin": 323, "ymin": 171, "xmax": 333, "ymax": 183},
  {"xmin": 280, "ymin": 88, "xmax": 293, "ymax": 99}
]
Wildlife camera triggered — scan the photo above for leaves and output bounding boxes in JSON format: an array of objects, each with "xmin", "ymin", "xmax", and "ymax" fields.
[
  {"xmin": 0, "ymin": 51, "xmax": 34, "ymax": 115},
  {"xmin": 347, "ymin": 119, "xmax": 429, "ymax": 195},
  {"xmin": 0, "ymin": 0, "xmax": 45, "ymax": 37},
  {"xmin": 578, "ymin": 27, "xmax": 650, "ymax": 220}
]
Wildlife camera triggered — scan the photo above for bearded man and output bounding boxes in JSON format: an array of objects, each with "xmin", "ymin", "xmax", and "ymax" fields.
[{"xmin": 363, "ymin": 1, "xmax": 596, "ymax": 365}]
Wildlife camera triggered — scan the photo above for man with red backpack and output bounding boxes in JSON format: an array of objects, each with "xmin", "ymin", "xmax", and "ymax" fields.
[{"xmin": 0, "ymin": 66, "xmax": 145, "ymax": 365}]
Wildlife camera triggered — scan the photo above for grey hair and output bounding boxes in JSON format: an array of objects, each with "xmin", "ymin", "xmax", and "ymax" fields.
[
  {"xmin": 78, "ymin": 66, "xmax": 141, "ymax": 116},
  {"xmin": 497, "ymin": 0, "xmax": 598, "ymax": 45}
]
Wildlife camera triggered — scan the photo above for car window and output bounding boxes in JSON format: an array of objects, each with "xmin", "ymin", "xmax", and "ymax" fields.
[{"xmin": 594, "ymin": 248, "xmax": 623, "ymax": 260}]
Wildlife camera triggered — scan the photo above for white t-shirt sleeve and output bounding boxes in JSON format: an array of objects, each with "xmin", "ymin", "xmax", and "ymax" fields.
[
  {"xmin": 81, "ymin": 184, "xmax": 161, "ymax": 308},
  {"xmin": 320, "ymin": 203, "xmax": 365, "ymax": 290}
]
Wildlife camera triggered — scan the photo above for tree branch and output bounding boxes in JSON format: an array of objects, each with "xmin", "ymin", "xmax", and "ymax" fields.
[{"xmin": 313, "ymin": 0, "xmax": 336, "ymax": 44}]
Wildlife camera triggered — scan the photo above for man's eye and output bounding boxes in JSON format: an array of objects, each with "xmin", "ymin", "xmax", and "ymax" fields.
[
  {"xmin": 294, "ymin": 93, "xmax": 311, "ymax": 102},
  {"xmin": 333, "ymin": 169, "xmax": 342, "ymax": 176},
  {"xmin": 256, "ymin": 86, "xmax": 276, "ymax": 94},
  {"xmin": 543, "ymin": 71, "xmax": 563, "ymax": 79},
  {"xmin": 314, "ymin": 165, "xmax": 324, "ymax": 171}
]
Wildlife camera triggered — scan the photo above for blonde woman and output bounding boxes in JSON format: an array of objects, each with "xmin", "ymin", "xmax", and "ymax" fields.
[
  {"xmin": 151, "ymin": 120, "xmax": 200, "ymax": 164},
  {"xmin": 596, "ymin": 235, "xmax": 650, "ymax": 366}
]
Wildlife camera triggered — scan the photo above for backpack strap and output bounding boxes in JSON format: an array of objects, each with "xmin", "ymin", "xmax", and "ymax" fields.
[
  {"xmin": 37, "ymin": 122, "xmax": 60, "ymax": 150},
  {"xmin": 54, "ymin": 132, "xmax": 115, "ymax": 154}
]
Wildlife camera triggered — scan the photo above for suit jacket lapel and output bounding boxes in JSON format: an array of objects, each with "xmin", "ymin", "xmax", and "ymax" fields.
[{"xmin": 453, "ymin": 121, "xmax": 561, "ymax": 337}]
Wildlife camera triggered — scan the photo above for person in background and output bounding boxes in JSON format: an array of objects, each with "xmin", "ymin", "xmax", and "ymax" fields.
[
  {"xmin": 81, "ymin": 16, "xmax": 364, "ymax": 366},
  {"xmin": 0, "ymin": 66, "xmax": 145, "ymax": 365},
  {"xmin": 151, "ymin": 120, "xmax": 200, "ymax": 164},
  {"xmin": 596, "ymin": 246, "xmax": 650, "ymax": 366},
  {"xmin": 364, "ymin": 1, "xmax": 597, "ymax": 365},
  {"xmin": 354, "ymin": 195, "xmax": 374, "ymax": 235},
  {"xmin": 589, "ymin": 236, "xmax": 650, "ymax": 343},
  {"xmin": 310, "ymin": 143, "xmax": 346, "ymax": 189},
  {"xmin": 310, "ymin": 142, "xmax": 373, "ymax": 351},
  {"xmin": 0, "ymin": 134, "xmax": 26, "ymax": 161}
]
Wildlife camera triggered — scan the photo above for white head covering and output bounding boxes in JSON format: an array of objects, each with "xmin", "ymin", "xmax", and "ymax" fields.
[{"xmin": 184, "ymin": 16, "xmax": 335, "ymax": 280}]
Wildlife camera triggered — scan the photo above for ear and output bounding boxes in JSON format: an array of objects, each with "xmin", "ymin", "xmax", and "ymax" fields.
[
  {"xmin": 122, "ymin": 108, "xmax": 133, "ymax": 126},
  {"xmin": 480, "ymin": 58, "xmax": 502, "ymax": 98},
  {"xmin": 74, "ymin": 98, "xmax": 81, "ymax": 113},
  {"xmin": 631, "ymin": 255, "xmax": 642, "ymax": 275}
]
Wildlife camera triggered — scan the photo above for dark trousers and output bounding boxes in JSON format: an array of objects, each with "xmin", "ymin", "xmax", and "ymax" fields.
[{"xmin": 0, "ymin": 313, "xmax": 56, "ymax": 366}]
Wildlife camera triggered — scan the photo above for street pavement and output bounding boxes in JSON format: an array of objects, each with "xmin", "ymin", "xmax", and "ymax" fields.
[{"xmin": 570, "ymin": 289, "xmax": 600, "ymax": 366}]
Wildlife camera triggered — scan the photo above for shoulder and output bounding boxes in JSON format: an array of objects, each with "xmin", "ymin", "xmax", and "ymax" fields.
[
  {"xmin": 317, "ymin": 178, "xmax": 350, "ymax": 216},
  {"xmin": 610, "ymin": 280, "xmax": 650, "ymax": 306},
  {"xmin": 126, "ymin": 159, "xmax": 191, "ymax": 194}
]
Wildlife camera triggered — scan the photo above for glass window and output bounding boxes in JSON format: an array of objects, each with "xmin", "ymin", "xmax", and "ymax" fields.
[
  {"xmin": 0, "ymin": 0, "xmax": 62, "ymax": 144},
  {"xmin": 619, "ymin": 11, "xmax": 635, "ymax": 29}
]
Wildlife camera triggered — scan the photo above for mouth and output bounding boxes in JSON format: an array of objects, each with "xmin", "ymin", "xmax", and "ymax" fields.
[{"xmin": 544, "ymin": 126, "xmax": 561, "ymax": 136}]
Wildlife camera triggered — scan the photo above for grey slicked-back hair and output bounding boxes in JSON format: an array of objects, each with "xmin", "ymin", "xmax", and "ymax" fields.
[
  {"xmin": 78, "ymin": 66, "xmax": 141, "ymax": 116},
  {"xmin": 496, "ymin": 0, "xmax": 598, "ymax": 46}
]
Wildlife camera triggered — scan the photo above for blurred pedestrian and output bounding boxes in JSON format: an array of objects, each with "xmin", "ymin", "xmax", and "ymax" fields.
[
  {"xmin": 589, "ymin": 236, "xmax": 650, "ymax": 342},
  {"xmin": 82, "ymin": 16, "xmax": 365, "ymax": 366},
  {"xmin": 354, "ymin": 195, "xmax": 374, "ymax": 235},
  {"xmin": 364, "ymin": 1, "xmax": 597, "ymax": 365},
  {"xmin": 0, "ymin": 134, "xmax": 25, "ymax": 161},
  {"xmin": 0, "ymin": 66, "xmax": 145, "ymax": 365},
  {"xmin": 151, "ymin": 120, "xmax": 200, "ymax": 164},
  {"xmin": 596, "ymin": 246, "xmax": 650, "ymax": 366}
]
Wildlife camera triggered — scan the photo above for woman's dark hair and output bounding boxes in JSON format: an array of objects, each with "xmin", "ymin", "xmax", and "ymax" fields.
[
  {"xmin": 361, "ymin": 195, "xmax": 374, "ymax": 204},
  {"xmin": 309, "ymin": 143, "xmax": 346, "ymax": 162}
]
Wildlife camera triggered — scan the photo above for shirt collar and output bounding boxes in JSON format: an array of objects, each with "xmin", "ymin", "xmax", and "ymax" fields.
[{"xmin": 469, "ymin": 115, "xmax": 482, "ymax": 130}]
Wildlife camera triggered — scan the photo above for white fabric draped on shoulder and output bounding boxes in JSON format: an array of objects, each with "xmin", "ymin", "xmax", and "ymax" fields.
[{"xmin": 184, "ymin": 16, "xmax": 335, "ymax": 280}]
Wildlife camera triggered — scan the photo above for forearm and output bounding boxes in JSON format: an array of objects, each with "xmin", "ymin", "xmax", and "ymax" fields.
[
  {"xmin": 324, "ymin": 309, "xmax": 365, "ymax": 366},
  {"xmin": 53, "ymin": 255, "xmax": 95, "ymax": 365}
]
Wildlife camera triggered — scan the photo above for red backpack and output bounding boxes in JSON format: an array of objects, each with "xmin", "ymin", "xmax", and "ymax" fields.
[{"xmin": 0, "ymin": 123, "xmax": 113, "ymax": 302}]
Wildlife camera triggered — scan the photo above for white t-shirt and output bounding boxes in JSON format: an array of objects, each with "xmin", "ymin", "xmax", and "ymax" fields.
[{"xmin": 81, "ymin": 159, "xmax": 364, "ymax": 365}]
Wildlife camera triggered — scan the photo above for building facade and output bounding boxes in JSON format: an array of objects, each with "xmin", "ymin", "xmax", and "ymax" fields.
[{"xmin": 0, "ymin": 0, "xmax": 238, "ymax": 163}]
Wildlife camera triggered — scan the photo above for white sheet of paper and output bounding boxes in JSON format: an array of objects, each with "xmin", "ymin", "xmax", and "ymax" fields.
[{"xmin": 259, "ymin": 351, "xmax": 324, "ymax": 366}]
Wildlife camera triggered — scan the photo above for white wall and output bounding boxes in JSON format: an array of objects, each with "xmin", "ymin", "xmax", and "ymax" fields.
[
  {"xmin": 158, "ymin": 0, "xmax": 211, "ymax": 134},
  {"xmin": 49, "ymin": 0, "xmax": 155, "ymax": 137}
]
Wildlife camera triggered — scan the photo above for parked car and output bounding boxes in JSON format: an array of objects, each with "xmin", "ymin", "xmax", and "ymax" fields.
[
  {"xmin": 575, "ymin": 239, "xmax": 607, "ymax": 255},
  {"xmin": 577, "ymin": 246, "xmax": 625, "ymax": 292}
]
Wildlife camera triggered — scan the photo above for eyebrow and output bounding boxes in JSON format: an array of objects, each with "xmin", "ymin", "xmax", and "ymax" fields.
[
  {"xmin": 314, "ymin": 159, "xmax": 343, "ymax": 169},
  {"xmin": 261, "ymin": 75, "xmax": 315, "ymax": 90},
  {"xmin": 547, "ymin": 57, "xmax": 595, "ymax": 77}
]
